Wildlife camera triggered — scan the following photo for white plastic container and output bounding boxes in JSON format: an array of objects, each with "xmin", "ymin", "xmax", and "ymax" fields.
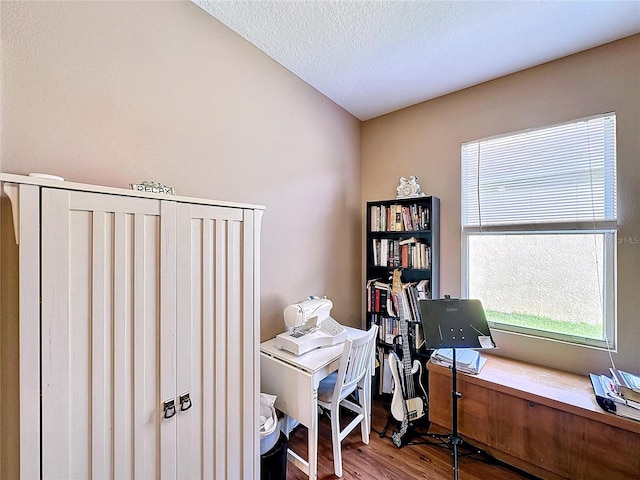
[{"xmin": 260, "ymin": 393, "xmax": 279, "ymax": 455}]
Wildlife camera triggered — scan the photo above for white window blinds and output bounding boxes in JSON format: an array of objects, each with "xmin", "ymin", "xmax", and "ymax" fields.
[{"xmin": 462, "ymin": 113, "xmax": 617, "ymax": 231}]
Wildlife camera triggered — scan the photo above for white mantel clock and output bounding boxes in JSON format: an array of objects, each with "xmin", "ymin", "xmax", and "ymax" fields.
[{"xmin": 396, "ymin": 175, "xmax": 426, "ymax": 199}]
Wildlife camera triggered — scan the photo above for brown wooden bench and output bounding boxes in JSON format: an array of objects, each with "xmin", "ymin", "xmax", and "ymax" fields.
[{"xmin": 428, "ymin": 353, "xmax": 640, "ymax": 479}]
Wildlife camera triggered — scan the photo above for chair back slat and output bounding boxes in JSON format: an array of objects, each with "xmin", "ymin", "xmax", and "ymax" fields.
[{"xmin": 333, "ymin": 325, "xmax": 378, "ymax": 404}]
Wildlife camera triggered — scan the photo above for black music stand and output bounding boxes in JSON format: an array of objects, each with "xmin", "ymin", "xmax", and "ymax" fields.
[{"xmin": 419, "ymin": 297, "xmax": 495, "ymax": 480}]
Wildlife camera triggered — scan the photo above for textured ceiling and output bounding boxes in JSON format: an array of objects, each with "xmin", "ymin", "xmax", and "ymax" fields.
[{"xmin": 194, "ymin": 1, "xmax": 640, "ymax": 121}]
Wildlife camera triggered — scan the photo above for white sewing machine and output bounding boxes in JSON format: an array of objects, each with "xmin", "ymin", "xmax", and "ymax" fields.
[{"xmin": 275, "ymin": 296, "xmax": 347, "ymax": 355}]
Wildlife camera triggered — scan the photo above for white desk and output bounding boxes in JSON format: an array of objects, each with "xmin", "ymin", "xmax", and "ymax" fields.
[{"xmin": 260, "ymin": 326, "xmax": 367, "ymax": 480}]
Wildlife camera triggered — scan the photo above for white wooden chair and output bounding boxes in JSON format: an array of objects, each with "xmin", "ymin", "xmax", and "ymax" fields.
[{"xmin": 316, "ymin": 325, "xmax": 379, "ymax": 477}]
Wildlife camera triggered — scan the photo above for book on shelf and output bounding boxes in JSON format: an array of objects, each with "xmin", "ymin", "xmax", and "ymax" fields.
[
  {"xmin": 399, "ymin": 236, "xmax": 418, "ymax": 245},
  {"xmin": 391, "ymin": 204, "xmax": 401, "ymax": 232},
  {"xmin": 367, "ymin": 281, "xmax": 391, "ymax": 315},
  {"xmin": 398, "ymin": 282, "xmax": 428, "ymax": 350},
  {"xmin": 377, "ymin": 349, "xmax": 393, "ymax": 395},
  {"xmin": 610, "ymin": 368, "xmax": 640, "ymax": 403},
  {"xmin": 590, "ymin": 373, "xmax": 640, "ymax": 422},
  {"xmin": 416, "ymin": 279, "xmax": 430, "ymax": 299},
  {"xmin": 393, "ymin": 241, "xmax": 400, "ymax": 267},
  {"xmin": 382, "ymin": 316, "xmax": 399, "ymax": 344},
  {"xmin": 414, "ymin": 322, "xmax": 425, "ymax": 350},
  {"xmin": 404, "ymin": 283, "xmax": 420, "ymax": 324},
  {"xmin": 366, "ymin": 279, "xmax": 379, "ymax": 313},
  {"xmin": 401, "ymin": 206, "xmax": 413, "ymax": 231},
  {"xmin": 371, "ymin": 239, "xmax": 378, "ymax": 266},
  {"xmin": 401, "ymin": 244, "xmax": 409, "ymax": 268}
]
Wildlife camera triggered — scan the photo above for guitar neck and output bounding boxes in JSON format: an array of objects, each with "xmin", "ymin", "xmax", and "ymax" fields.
[
  {"xmin": 399, "ymin": 319, "xmax": 412, "ymax": 368},
  {"xmin": 395, "ymin": 293, "xmax": 416, "ymax": 398}
]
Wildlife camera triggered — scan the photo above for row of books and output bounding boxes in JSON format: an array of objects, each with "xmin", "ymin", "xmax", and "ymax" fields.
[
  {"xmin": 372, "ymin": 313, "xmax": 425, "ymax": 350},
  {"xmin": 370, "ymin": 203, "xmax": 430, "ymax": 232},
  {"xmin": 376, "ymin": 314, "xmax": 400, "ymax": 344},
  {"xmin": 367, "ymin": 279, "xmax": 430, "ymax": 349},
  {"xmin": 367, "ymin": 281, "xmax": 392, "ymax": 315},
  {"xmin": 371, "ymin": 237, "xmax": 431, "ymax": 269},
  {"xmin": 430, "ymin": 348, "xmax": 487, "ymax": 375},
  {"xmin": 366, "ymin": 278, "xmax": 430, "ymax": 315},
  {"xmin": 590, "ymin": 369, "xmax": 640, "ymax": 422}
]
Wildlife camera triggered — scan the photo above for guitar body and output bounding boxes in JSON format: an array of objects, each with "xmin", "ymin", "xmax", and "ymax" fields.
[{"xmin": 389, "ymin": 352, "xmax": 427, "ymax": 422}]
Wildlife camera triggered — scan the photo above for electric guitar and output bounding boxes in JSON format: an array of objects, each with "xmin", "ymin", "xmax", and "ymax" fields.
[{"xmin": 388, "ymin": 270, "xmax": 428, "ymax": 429}]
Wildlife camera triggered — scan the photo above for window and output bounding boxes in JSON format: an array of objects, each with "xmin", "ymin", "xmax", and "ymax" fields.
[{"xmin": 461, "ymin": 113, "xmax": 617, "ymax": 347}]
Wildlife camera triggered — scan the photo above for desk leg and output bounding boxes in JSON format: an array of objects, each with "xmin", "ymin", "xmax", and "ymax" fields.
[
  {"xmin": 283, "ymin": 404, "xmax": 319, "ymax": 480},
  {"xmin": 362, "ymin": 374, "xmax": 371, "ymax": 443},
  {"xmin": 308, "ymin": 394, "xmax": 318, "ymax": 480}
]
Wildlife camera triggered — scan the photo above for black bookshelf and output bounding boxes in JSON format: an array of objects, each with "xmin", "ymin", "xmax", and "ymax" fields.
[{"xmin": 365, "ymin": 196, "xmax": 440, "ymax": 396}]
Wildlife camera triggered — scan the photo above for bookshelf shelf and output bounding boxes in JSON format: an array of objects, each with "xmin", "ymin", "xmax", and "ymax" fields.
[
  {"xmin": 368, "ymin": 229, "xmax": 433, "ymax": 236},
  {"xmin": 365, "ymin": 196, "xmax": 440, "ymax": 396}
]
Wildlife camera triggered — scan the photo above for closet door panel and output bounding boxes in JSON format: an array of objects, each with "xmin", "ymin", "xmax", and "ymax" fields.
[
  {"xmin": 133, "ymin": 211, "xmax": 163, "ymax": 480},
  {"xmin": 41, "ymin": 188, "xmax": 75, "ymax": 477},
  {"xmin": 224, "ymin": 217, "xmax": 242, "ymax": 480},
  {"xmin": 242, "ymin": 209, "xmax": 261, "ymax": 476},
  {"xmin": 175, "ymin": 204, "xmax": 255, "ymax": 479},
  {"xmin": 7, "ymin": 183, "xmax": 42, "ymax": 479},
  {"xmin": 159, "ymin": 201, "xmax": 178, "ymax": 480},
  {"xmin": 113, "ymin": 211, "xmax": 133, "ymax": 479},
  {"xmin": 90, "ymin": 210, "xmax": 114, "ymax": 478},
  {"xmin": 41, "ymin": 189, "xmax": 163, "ymax": 479},
  {"xmin": 213, "ymin": 214, "xmax": 230, "ymax": 480},
  {"xmin": 175, "ymin": 206, "xmax": 206, "ymax": 479}
]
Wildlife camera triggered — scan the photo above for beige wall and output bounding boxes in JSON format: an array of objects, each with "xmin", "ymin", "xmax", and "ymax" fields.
[
  {"xmin": 1, "ymin": 0, "xmax": 638, "ymax": 428},
  {"xmin": 0, "ymin": 1, "xmax": 362, "ymax": 344},
  {"xmin": 362, "ymin": 35, "xmax": 640, "ymax": 375}
]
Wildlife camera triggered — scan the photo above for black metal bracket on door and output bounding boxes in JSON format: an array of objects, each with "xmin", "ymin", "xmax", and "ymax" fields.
[
  {"xmin": 163, "ymin": 399, "xmax": 176, "ymax": 419},
  {"xmin": 179, "ymin": 392, "xmax": 192, "ymax": 412}
]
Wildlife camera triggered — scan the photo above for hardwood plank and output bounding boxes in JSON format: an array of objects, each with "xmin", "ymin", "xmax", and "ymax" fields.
[{"xmin": 285, "ymin": 396, "xmax": 538, "ymax": 480}]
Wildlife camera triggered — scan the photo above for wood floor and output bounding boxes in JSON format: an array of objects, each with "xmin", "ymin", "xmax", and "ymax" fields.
[{"xmin": 285, "ymin": 395, "xmax": 540, "ymax": 480}]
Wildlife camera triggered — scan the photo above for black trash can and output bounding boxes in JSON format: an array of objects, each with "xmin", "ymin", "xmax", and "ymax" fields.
[{"xmin": 260, "ymin": 431, "xmax": 287, "ymax": 480}]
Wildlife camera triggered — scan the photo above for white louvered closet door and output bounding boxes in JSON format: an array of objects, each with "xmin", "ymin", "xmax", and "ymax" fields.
[
  {"xmin": 40, "ymin": 188, "xmax": 171, "ymax": 479},
  {"xmin": 175, "ymin": 203, "xmax": 259, "ymax": 480}
]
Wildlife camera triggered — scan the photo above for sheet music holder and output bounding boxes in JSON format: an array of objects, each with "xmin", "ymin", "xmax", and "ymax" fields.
[
  {"xmin": 418, "ymin": 297, "xmax": 495, "ymax": 480},
  {"xmin": 420, "ymin": 298, "xmax": 495, "ymax": 350}
]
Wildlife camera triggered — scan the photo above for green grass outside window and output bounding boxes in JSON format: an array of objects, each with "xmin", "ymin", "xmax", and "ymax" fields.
[{"xmin": 487, "ymin": 310, "xmax": 601, "ymax": 339}]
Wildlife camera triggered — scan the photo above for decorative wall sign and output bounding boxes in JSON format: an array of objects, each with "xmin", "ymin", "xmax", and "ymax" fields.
[
  {"xmin": 396, "ymin": 175, "xmax": 425, "ymax": 199},
  {"xmin": 130, "ymin": 181, "xmax": 176, "ymax": 195}
]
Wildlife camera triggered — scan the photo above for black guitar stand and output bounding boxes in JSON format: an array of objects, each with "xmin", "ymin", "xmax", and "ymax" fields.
[
  {"xmin": 379, "ymin": 413, "xmax": 395, "ymax": 438},
  {"xmin": 380, "ymin": 415, "xmax": 433, "ymax": 445}
]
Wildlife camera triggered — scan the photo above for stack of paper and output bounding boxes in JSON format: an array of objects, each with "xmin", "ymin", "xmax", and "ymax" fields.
[
  {"xmin": 590, "ymin": 373, "xmax": 640, "ymax": 422},
  {"xmin": 610, "ymin": 368, "xmax": 640, "ymax": 403},
  {"xmin": 430, "ymin": 348, "xmax": 487, "ymax": 375}
]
